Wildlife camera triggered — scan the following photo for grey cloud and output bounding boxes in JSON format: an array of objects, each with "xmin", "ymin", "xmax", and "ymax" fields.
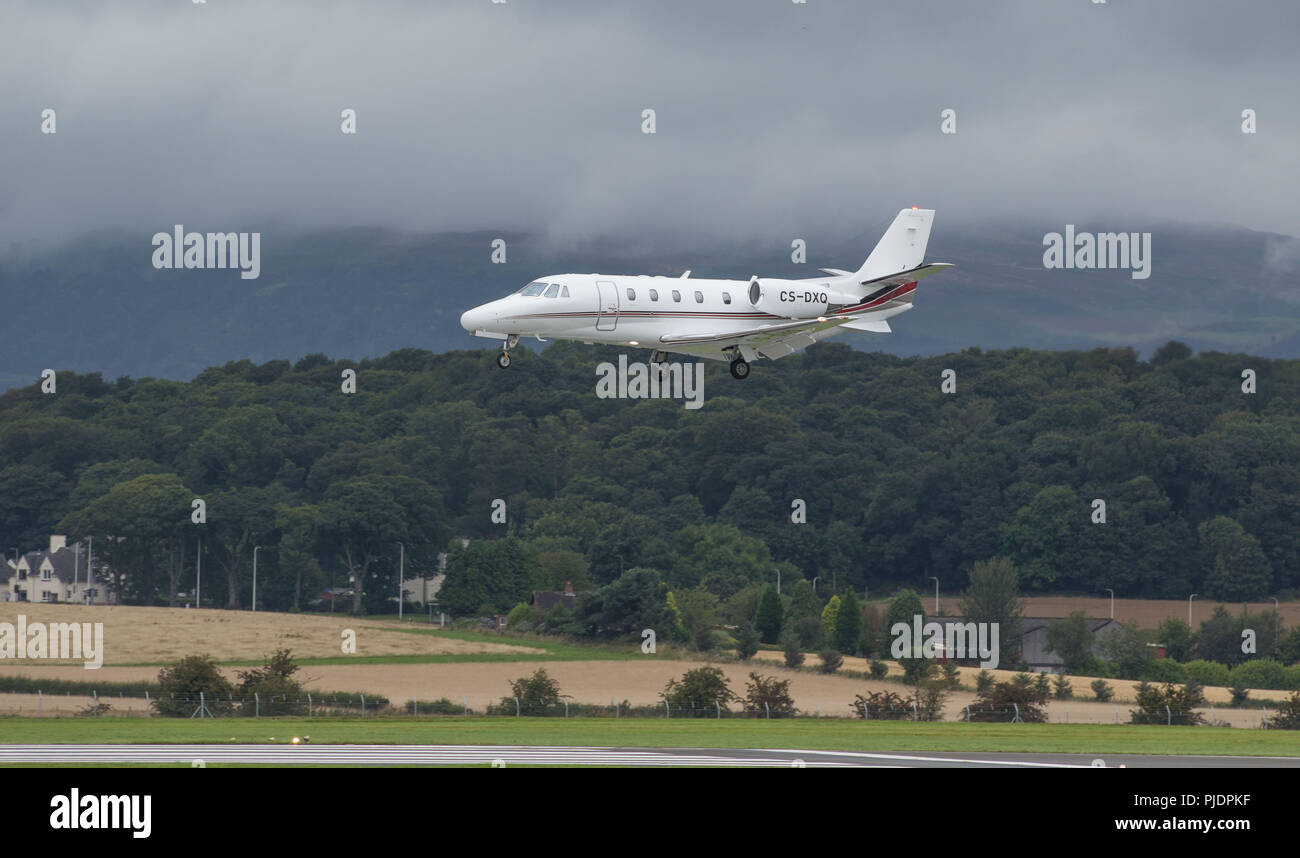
[{"xmin": 1, "ymin": 0, "xmax": 1297, "ymax": 252}]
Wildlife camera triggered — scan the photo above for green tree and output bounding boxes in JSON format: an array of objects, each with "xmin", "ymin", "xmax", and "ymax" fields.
[
  {"xmin": 1198, "ymin": 517, "xmax": 1272, "ymax": 601},
  {"xmin": 734, "ymin": 622, "xmax": 761, "ymax": 660},
  {"xmin": 821, "ymin": 595, "xmax": 842, "ymax": 643},
  {"xmin": 1155, "ymin": 617, "xmax": 1196, "ymax": 662},
  {"xmin": 662, "ymin": 666, "xmax": 738, "ymax": 716},
  {"xmin": 754, "ymin": 583, "xmax": 784, "ymax": 644},
  {"xmin": 835, "ymin": 589, "xmax": 863, "ymax": 655},
  {"xmin": 1045, "ymin": 611, "xmax": 1095, "ymax": 674},
  {"xmin": 1098, "ymin": 620, "xmax": 1151, "ymax": 679},
  {"xmin": 957, "ymin": 557, "xmax": 1025, "ymax": 664}
]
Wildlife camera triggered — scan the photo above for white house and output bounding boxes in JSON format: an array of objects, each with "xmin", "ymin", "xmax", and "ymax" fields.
[{"xmin": 2, "ymin": 535, "xmax": 114, "ymax": 604}]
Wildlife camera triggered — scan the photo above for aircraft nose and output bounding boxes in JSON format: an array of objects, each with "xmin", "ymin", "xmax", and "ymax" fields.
[{"xmin": 460, "ymin": 305, "xmax": 490, "ymax": 332}]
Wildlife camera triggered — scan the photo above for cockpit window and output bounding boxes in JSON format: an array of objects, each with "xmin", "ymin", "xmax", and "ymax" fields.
[
  {"xmin": 544, "ymin": 284, "xmax": 561, "ymax": 298},
  {"xmin": 561, "ymin": 285, "xmax": 570, "ymax": 297},
  {"xmin": 518, "ymin": 281, "xmax": 547, "ymax": 296}
]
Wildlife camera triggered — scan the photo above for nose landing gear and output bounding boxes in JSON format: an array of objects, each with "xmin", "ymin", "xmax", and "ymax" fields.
[{"xmin": 496, "ymin": 336, "xmax": 519, "ymax": 369}]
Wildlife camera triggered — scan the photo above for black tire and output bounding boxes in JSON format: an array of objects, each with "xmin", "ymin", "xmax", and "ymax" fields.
[
  {"xmin": 729, "ymin": 358, "xmax": 750, "ymax": 380},
  {"xmin": 496, "ymin": 352, "xmax": 511, "ymax": 369}
]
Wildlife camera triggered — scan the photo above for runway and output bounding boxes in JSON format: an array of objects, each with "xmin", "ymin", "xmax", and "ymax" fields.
[{"xmin": 2, "ymin": 744, "xmax": 1297, "ymax": 767}]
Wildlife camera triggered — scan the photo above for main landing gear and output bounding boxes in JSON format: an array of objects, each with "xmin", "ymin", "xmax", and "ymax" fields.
[
  {"xmin": 729, "ymin": 357, "xmax": 750, "ymax": 380},
  {"xmin": 496, "ymin": 335, "xmax": 519, "ymax": 369}
]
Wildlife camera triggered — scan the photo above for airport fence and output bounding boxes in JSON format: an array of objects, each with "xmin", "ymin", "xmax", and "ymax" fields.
[{"xmin": 0, "ymin": 689, "xmax": 1284, "ymax": 728}]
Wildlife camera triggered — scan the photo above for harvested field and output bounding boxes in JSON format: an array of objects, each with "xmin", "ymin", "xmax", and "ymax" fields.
[{"xmin": 0, "ymin": 604, "xmax": 534, "ymax": 665}]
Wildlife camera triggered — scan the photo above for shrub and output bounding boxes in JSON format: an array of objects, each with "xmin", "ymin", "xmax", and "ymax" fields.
[
  {"xmin": 912, "ymin": 679, "xmax": 948, "ymax": 722},
  {"xmin": 1053, "ymin": 674, "xmax": 1073, "ymax": 700},
  {"xmin": 1229, "ymin": 680, "xmax": 1250, "ymax": 705},
  {"xmin": 1034, "ymin": 672, "xmax": 1052, "ymax": 699},
  {"xmin": 405, "ymin": 698, "xmax": 463, "ymax": 715},
  {"xmin": 154, "ymin": 654, "xmax": 236, "ymax": 717},
  {"xmin": 1287, "ymin": 665, "xmax": 1300, "ymax": 690},
  {"xmin": 1141, "ymin": 658, "xmax": 1187, "ymax": 684},
  {"xmin": 734, "ymin": 622, "xmax": 761, "ymax": 661},
  {"xmin": 1229, "ymin": 659, "xmax": 1288, "ymax": 690},
  {"xmin": 851, "ymin": 690, "xmax": 911, "ymax": 720},
  {"xmin": 1129, "ymin": 681, "xmax": 1206, "ymax": 725},
  {"xmin": 941, "ymin": 662, "xmax": 961, "ymax": 689},
  {"xmin": 817, "ymin": 649, "xmax": 843, "ymax": 674},
  {"xmin": 792, "ymin": 615, "xmax": 824, "ymax": 650},
  {"xmin": 1265, "ymin": 691, "xmax": 1300, "ymax": 730},
  {"xmin": 869, "ymin": 659, "xmax": 889, "ymax": 680},
  {"xmin": 968, "ymin": 673, "xmax": 1048, "ymax": 722},
  {"xmin": 1090, "ymin": 678, "xmax": 1114, "ymax": 702},
  {"xmin": 742, "ymin": 672, "xmax": 796, "ymax": 718},
  {"xmin": 902, "ymin": 658, "xmax": 935, "ymax": 685},
  {"xmin": 237, "ymin": 649, "xmax": 307, "ymax": 716},
  {"xmin": 975, "ymin": 670, "xmax": 994, "ymax": 694},
  {"xmin": 1183, "ymin": 659, "xmax": 1231, "ymax": 688},
  {"xmin": 780, "ymin": 630, "xmax": 805, "ymax": 668},
  {"xmin": 661, "ymin": 666, "xmax": 738, "ymax": 716},
  {"xmin": 499, "ymin": 668, "xmax": 563, "ymax": 715}
]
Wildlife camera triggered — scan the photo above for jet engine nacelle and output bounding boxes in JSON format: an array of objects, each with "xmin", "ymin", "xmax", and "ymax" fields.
[{"xmin": 748, "ymin": 279, "xmax": 861, "ymax": 318}]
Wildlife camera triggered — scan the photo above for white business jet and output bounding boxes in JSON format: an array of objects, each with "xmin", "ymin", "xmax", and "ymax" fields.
[{"xmin": 460, "ymin": 208, "xmax": 952, "ymax": 379}]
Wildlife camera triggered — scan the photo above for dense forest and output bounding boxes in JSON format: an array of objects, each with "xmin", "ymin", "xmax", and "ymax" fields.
[{"xmin": 1, "ymin": 340, "xmax": 1296, "ymax": 616}]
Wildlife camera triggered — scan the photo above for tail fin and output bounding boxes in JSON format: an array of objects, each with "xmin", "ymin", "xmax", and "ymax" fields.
[{"xmin": 856, "ymin": 208, "xmax": 935, "ymax": 282}]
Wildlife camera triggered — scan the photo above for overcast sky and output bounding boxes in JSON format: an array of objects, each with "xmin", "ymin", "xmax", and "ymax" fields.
[{"xmin": 2, "ymin": 0, "xmax": 1297, "ymax": 252}]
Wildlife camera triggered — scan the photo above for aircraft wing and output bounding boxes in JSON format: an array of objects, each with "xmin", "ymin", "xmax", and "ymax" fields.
[
  {"xmin": 658, "ymin": 312, "xmax": 898, "ymax": 361},
  {"xmin": 659, "ymin": 261, "xmax": 951, "ymax": 361}
]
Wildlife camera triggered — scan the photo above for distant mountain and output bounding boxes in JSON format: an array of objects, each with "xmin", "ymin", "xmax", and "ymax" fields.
[{"xmin": 3, "ymin": 221, "xmax": 1297, "ymax": 391}]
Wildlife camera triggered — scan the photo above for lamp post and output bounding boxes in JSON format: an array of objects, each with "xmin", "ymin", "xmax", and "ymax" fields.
[
  {"xmin": 928, "ymin": 576, "xmax": 940, "ymax": 614},
  {"xmin": 1104, "ymin": 589, "xmax": 1114, "ymax": 620},
  {"xmin": 1272, "ymin": 597, "xmax": 1279, "ymax": 612},
  {"xmin": 252, "ymin": 546, "xmax": 261, "ymax": 612},
  {"xmin": 775, "ymin": 568, "xmax": 781, "ymax": 595},
  {"xmin": 196, "ymin": 535, "xmax": 202, "ymax": 608},
  {"xmin": 398, "ymin": 542, "xmax": 405, "ymax": 620},
  {"xmin": 812, "ymin": 576, "xmax": 820, "ymax": 595},
  {"xmin": 1188, "ymin": 593, "xmax": 1197, "ymax": 626}
]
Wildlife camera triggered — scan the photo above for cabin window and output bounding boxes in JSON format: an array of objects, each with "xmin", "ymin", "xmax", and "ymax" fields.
[
  {"xmin": 694, "ymin": 291, "xmax": 704, "ymax": 303},
  {"xmin": 672, "ymin": 290, "xmax": 681, "ymax": 302},
  {"xmin": 649, "ymin": 289, "xmax": 659, "ymax": 301},
  {"xmin": 518, "ymin": 281, "xmax": 547, "ymax": 296},
  {"xmin": 722, "ymin": 292, "xmax": 731, "ymax": 304},
  {"xmin": 626, "ymin": 287, "xmax": 636, "ymax": 301},
  {"xmin": 543, "ymin": 284, "xmax": 560, "ymax": 298}
]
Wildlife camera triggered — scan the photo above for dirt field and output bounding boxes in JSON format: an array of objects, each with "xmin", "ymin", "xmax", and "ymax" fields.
[{"xmin": 0, "ymin": 604, "xmax": 533, "ymax": 664}]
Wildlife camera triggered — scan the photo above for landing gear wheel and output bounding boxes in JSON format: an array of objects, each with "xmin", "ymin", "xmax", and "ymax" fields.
[
  {"xmin": 729, "ymin": 358, "xmax": 750, "ymax": 380},
  {"xmin": 496, "ymin": 352, "xmax": 511, "ymax": 369}
]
